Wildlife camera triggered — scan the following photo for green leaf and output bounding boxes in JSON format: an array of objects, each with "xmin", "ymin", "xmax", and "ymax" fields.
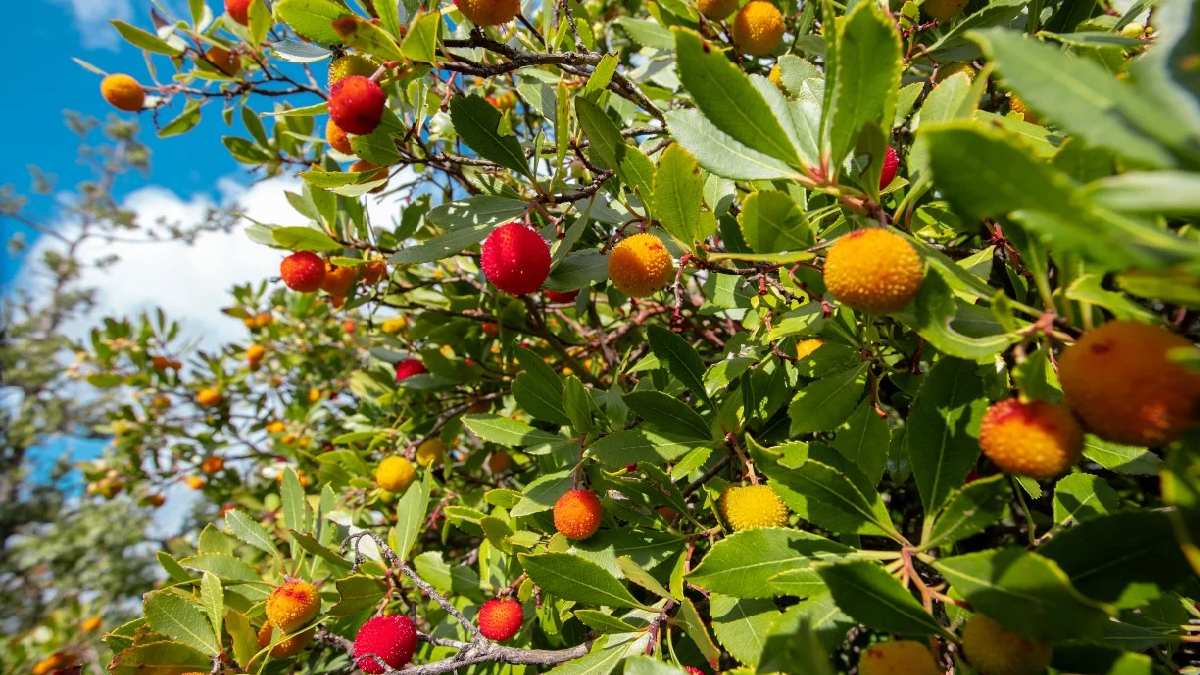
[
  {"xmin": 513, "ymin": 349, "xmax": 569, "ymax": 425},
  {"xmin": 401, "ymin": 10, "xmax": 442, "ymax": 63},
  {"xmin": 280, "ymin": 468, "xmax": 311, "ymax": 535},
  {"xmin": 273, "ymin": 0, "xmax": 350, "ymax": 46},
  {"xmin": 922, "ymin": 475, "xmax": 1009, "ymax": 550},
  {"xmin": 270, "ymin": 226, "xmax": 341, "ymax": 253},
  {"xmin": 463, "ymin": 414, "xmax": 562, "ymax": 447},
  {"xmin": 178, "ymin": 554, "xmax": 260, "ymax": 582},
  {"xmin": 935, "ymin": 547, "xmax": 1112, "ymax": 640},
  {"xmin": 390, "ymin": 471, "xmax": 431, "ymax": 561},
  {"xmin": 623, "ymin": 390, "xmax": 711, "ymax": 440},
  {"xmin": 331, "ymin": 574, "xmax": 388, "ymax": 616},
  {"xmin": 143, "ymin": 591, "xmax": 221, "ymax": 656},
  {"xmin": 817, "ymin": 560, "xmax": 945, "ymax": 637},
  {"xmin": 111, "ymin": 20, "xmax": 183, "ymax": 56},
  {"xmin": 647, "ymin": 326, "xmax": 710, "ymax": 406},
  {"xmin": 709, "ymin": 595, "xmax": 781, "ymax": 667},
  {"xmin": 562, "ymin": 375, "xmax": 594, "ymax": 434},
  {"xmin": 108, "ymin": 642, "xmax": 209, "ymax": 672},
  {"xmin": 449, "ymin": 95, "xmax": 529, "ymax": 177},
  {"xmin": 787, "ymin": 366, "xmax": 866, "ymax": 436},
  {"xmin": 1039, "ymin": 510, "xmax": 1194, "ymax": 609},
  {"xmin": 653, "ymin": 144, "xmax": 711, "ymax": 245},
  {"xmin": 1082, "ymin": 437, "xmax": 1161, "ymax": 475},
  {"xmin": 1052, "ymin": 473, "xmax": 1119, "ymax": 528},
  {"xmin": 223, "ymin": 510, "xmax": 278, "ymax": 557},
  {"xmin": 587, "ymin": 430, "xmax": 707, "ymax": 469},
  {"xmin": 519, "ymin": 552, "xmax": 644, "ymax": 608},
  {"xmin": 688, "ymin": 528, "xmax": 849, "ymax": 598},
  {"xmin": 222, "ymin": 136, "xmax": 273, "ymax": 164},
  {"xmin": 349, "ymin": 127, "xmax": 404, "ymax": 165},
  {"xmin": 665, "ymin": 109, "xmax": 804, "ymax": 181},
  {"xmin": 291, "ymin": 530, "xmax": 353, "ymax": 571},
  {"xmin": 198, "ymin": 572, "xmax": 223, "ymax": 638},
  {"xmin": 737, "ymin": 190, "xmax": 811, "ymax": 254},
  {"xmin": 824, "ymin": 0, "xmax": 902, "ymax": 171},
  {"xmin": 674, "ymin": 28, "xmax": 799, "ymax": 166},
  {"xmin": 765, "ymin": 459, "xmax": 898, "ymax": 538},
  {"xmin": 510, "ymin": 470, "xmax": 574, "ymax": 517},
  {"xmin": 225, "ymin": 611, "xmax": 259, "ymax": 670},
  {"xmin": 576, "ymin": 98, "xmax": 654, "ymax": 203},
  {"xmin": 678, "ymin": 596, "xmax": 721, "ymax": 668},
  {"xmin": 159, "ymin": 101, "xmax": 202, "ymax": 138},
  {"xmin": 582, "ymin": 53, "xmax": 618, "ymax": 98},
  {"xmin": 831, "ymin": 400, "xmax": 890, "ymax": 485},
  {"xmin": 906, "ymin": 358, "xmax": 988, "ymax": 512},
  {"xmin": 330, "ymin": 14, "xmax": 404, "ymax": 61},
  {"xmin": 1085, "ymin": 171, "xmax": 1200, "ymax": 215}
]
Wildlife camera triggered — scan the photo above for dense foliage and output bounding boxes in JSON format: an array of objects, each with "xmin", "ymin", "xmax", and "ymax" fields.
[{"xmin": 5, "ymin": 0, "xmax": 1200, "ymax": 673}]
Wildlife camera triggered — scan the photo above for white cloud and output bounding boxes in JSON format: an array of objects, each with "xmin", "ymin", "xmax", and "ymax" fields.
[{"xmin": 54, "ymin": 0, "xmax": 133, "ymax": 50}]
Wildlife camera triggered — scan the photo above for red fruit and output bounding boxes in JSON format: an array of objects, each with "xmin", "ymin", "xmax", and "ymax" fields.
[
  {"xmin": 352, "ymin": 615, "xmax": 417, "ymax": 674},
  {"xmin": 684, "ymin": 668, "xmax": 705, "ymax": 675},
  {"xmin": 226, "ymin": 0, "xmax": 252, "ymax": 24},
  {"xmin": 394, "ymin": 358, "xmax": 427, "ymax": 382},
  {"xmin": 329, "ymin": 76, "xmax": 386, "ymax": 135},
  {"xmin": 481, "ymin": 223, "xmax": 551, "ymax": 296},
  {"xmin": 280, "ymin": 251, "xmax": 326, "ymax": 293},
  {"xmin": 879, "ymin": 146, "xmax": 899, "ymax": 190},
  {"xmin": 477, "ymin": 598, "xmax": 523, "ymax": 641},
  {"xmin": 545, "ymin": 288, "xmax": 579, "ymax": 303},
  {"xmin": 553, "ymin": 488, "xmax": 602, "ymax": 540}
]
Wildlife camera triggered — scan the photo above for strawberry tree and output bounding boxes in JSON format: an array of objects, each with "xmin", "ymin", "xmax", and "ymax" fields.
[{"xmin": 14, "ymin": 0, "xmax": 1200, "ymax": 673}]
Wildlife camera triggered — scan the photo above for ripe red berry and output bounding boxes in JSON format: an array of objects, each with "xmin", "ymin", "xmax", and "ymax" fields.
[
  {"xmin": 879, "ymin": 146, "xmax": 899, "ymax": 190},
  {"xmin": 684, "ymin": 667, "xmax": 705, "ymax": 675},
  {"xmin": 329, "ymin": 75, "xmax": 386, "ymax": 135},
  {"xmin": 481, "ymin": 222, "xmax": 551, "ymax": 296},
  {"xmin": 394, "ymin": 358, "xmax": 427, "ymax": 382},
  {"xmin": 544, "ymin": 288, "xmax": 579, "ymax": 303},
  {"xmin": 226, "ymin": 0, "xmax": 252, "ymax": 25},
  {"xmin": 477, "ymin": 598, "xmax": 523, "ymax": 641},
  {"xmin": 280, "ymin": 251, "xmax": 326, "ymax": 293},
  {"xmin": 352, "ymin": 615, "xmax": 417, "ymax": 674},
  {"xmin": 553, "ymin": 488, "xmax": 603, "ymax": 540}
]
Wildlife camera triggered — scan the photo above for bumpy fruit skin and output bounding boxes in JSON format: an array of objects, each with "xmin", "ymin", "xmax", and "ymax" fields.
[
  {"xmin": 481, "ymin": 223, "xmax": 552, "ymax": 295},
  {"xmin": 608, "ymin": 233, "xmax": 674, "ymax": 298},
  {"xmin": 923, "ymin": 0, "xmax": 967, "ymax": 21},
  {"xmin": 394, "ymin": 358, "xmax": 427, "ymax": 382},
  {"xmin": 732, "ymin": 1, "xmax": 785, "ymax": 56},
  {"xmin": 1059, "ymin": 321, "xmax": 1200, "ymax": 446},
  {"xmin": 280, "ymin": 251, "xmax": 326, "ymax": 292},
  {"xmin": 266, "ymin": 579, "xmax": 320, "ymax": 632},
  {"xmin": 858, "ymin": 640, "xmax": 941, "ymax": 675},
  {"xmin": 823, "ymin": 228, "xmax": 924, "ymax": 314},
  {"xmin": 416, "ymin": 438, "xmax": 446, "ymax": 466},
  {"xmin": 320, "ymin": 262, "xmax": 358, "ymax": 297},
  {"xmin": 879, "ymin": 146, "xmax": 899, "ymax": 190},
  {"xmin": 196, "ymin": 388, "xmax": 222, "ymax": 407},
  {"xmin": 979, "ymin": 399, "xmax": 1082, "ymax": 479},
  {"xmin": 553, "ymin": 489, "xmax": 603, "ymax": 540},
  {"xmin": 100, "ymin": 74, "xmax": 145, "ymax": 112},
  {"xmin": 961, "ymin": 614, "xmax": 1051, "ymax": 675},
  {"xmin": 684, "ymin": 668, "xmax": 705, "ymax": 675},
  {"xmin": 697, "ymin": 0, "xmax": 738, "ymax": 19},
  {"xmin": 545, "ymin": 288, "xmax": 579, "ymax": 303},
  {"xmin": 1008, "ymin": 95, "xmax": 1038, "ymax": 124},
  {"xmin": 353, "ymin": 615, "xmax": 418, "ymax": 674},
  {"xmin": 328, "ymin": 54, "xmax": 377, "ymax": 88},
  {"xmin": 376, "ymin": 456, "xmax": 416, "ymax": 492},
  {"xmin": 329, "ymin": 75, "xmax": 386, "ymax": 135},
  {"xmin": 326, "ymin": 119, "xmax": 353, "ymax": 154},
  {"xmin": 719, "ymin": 484, "xmax": 788, "ymax": 531},
  {"xmin": 257, "ymin": 624, "xmax": 315, "ymax": 658},
  {"xmin": 455, "ymin": 0, "xmax": 521, "ymax": 26},
  {"xmin": 226, "ymin": 0, "xmax": 252, "ymax": 24},
  {"xmin": 477, "ymin": 598, "xmax": 523, "ymax": 641}
]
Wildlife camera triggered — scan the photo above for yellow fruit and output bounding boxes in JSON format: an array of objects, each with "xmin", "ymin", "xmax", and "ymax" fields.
[
  {"xmin": 100, "ymin": 74, "xmax": 145, "ymax": 111},
  {"xmin": 1008, "ymin": 94, "xmax": 1038, "ymax": 124},
  {"xmin": 858, "ymin": 640, "xmax": 941, "ymax": 675},
  {"xmin": 456, "ymin": 0, "xmax": 521, "ymax": 25},
  {"xmin": 1059, "ymin": 321, "xmax": 1200, "ymax": 446},
  {"xmin": 308, "ymin": 387, "xmax": 322, "ymax": 403},
  {"xmin": 376, "ymin": 456, "xmax": 416, "ymax": 492},
  {"xmin": 795, "ymin": 338, "xmax": 824, "ymax": 360},
  {"xmin": 1120, "ymin": 22, "xmax": 1146, "ymax": 39},
  {"xmin": 32, "ymin": 653, "xmax": 70, "ymax": 675},
  {"xmin": 608, "ymin": 233, "xmax": 675, "ymax": 298},
  {"xmin": 415, "ymin": 438, "xmax": 446, "ymax": 466},
  {"xmin": 247, "ymin": 343, "xmax": 266, "ymax": 364},
  {"xmin": 257, "ymin": 624, "xmax": 315, "ymax": 658},
  {"xmin": 201, "ymin": 455, "xmax": 226, "ymax": 475},
  {"xmin": 823, "ymin": 229, "xmax": 924, "ymax": 314},
  {"xmin": 81, "ymin": 616, "xmax": 103, "ymax": 632},
  {"xmin": 768, "ymin": 63, "xmax": 784, "ymax": 89},
  {"xmin": 326, "ymin": 119, "xmax": 354, "ymax": 154},
  {"xmin": 719, "ymin": 484, "xmax": 788, "ymax": 531},
  {"xmin": 382, "ymin": 316, "xmax": 407, "ymax": 333},
  {"xmin": 697, "ymin": 0, "xmax": 738, "ymax": 19},
  {"xmin": 960, "ymin": 614, "xmax": 1051, "ymax": 675},
  {"xmin": 267, "ymin": 420, "xmax": 286, "ymax": 434},
  {"xmin": 328, "ymin": 54, "xmax": 377, "ymax": 88},
  {"xmin": 936, "ymin": 62, "xmax": 976, "ymax": 82},
  {"xmin": 978, "ymin": 399, "xmax": 1083, "ymax": 479},
  {"xmin": 923, "ymin": 0, "xmax": 967, "ymax": 21},
  {"xmin": 266, "ymin": 579, "xmax": 321, "ymax": 632},
  {"xmin": 732, "ymin": 1, "xmax": 785, "ymax": 57},
  {"xmin": 185, "ymin": 475, "xmax": 206, "ymax": 490},
  {"xmin": 196, "ymin": 387, "xmax": 223, "ymax": 407}
]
